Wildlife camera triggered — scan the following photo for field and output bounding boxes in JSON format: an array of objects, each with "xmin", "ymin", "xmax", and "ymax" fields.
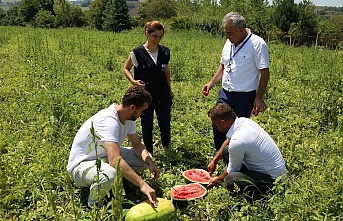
[{"xmin": 0, "ymin": 26, "xmax": 342, "ymax": 220}]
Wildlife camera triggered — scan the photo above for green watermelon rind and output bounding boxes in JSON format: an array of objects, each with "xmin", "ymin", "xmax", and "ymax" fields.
[
  {"xmin": 182, "ymin": 169, "xmax": 211, "ymax": 184},
  {"xmin": 171, "ymin": 183, "xmax": 207, "ymax": 201},
  {"xmin": 125, "ymin": 198, "xmax": 176, "ymax": 221}
]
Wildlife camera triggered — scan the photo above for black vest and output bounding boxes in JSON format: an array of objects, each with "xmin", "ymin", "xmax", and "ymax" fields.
[{"xmin": 133, "ymin": 45, "xmax": 170, "ymax": 100}]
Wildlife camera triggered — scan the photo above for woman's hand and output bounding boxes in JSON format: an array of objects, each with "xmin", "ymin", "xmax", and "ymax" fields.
[{"xmin": 133, "ymin": 80, "xmax": 148, "ymax": 87}]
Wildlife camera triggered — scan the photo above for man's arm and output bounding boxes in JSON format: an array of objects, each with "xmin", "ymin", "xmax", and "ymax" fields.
[
  {"xmin": 202, "ymin": 64, "xmax": 224, "ymax": 92},
  {"xmin": 105, "ymin": 140, "xmax": 158, "ymax": 206},
  {"xmin": 208, "ymin": 150, "xmax": 228, "ymax": 188},
  {"xmin": 208, "ymin": 138, "xmax": 229, "ymax": 175},
  {"xmin": 105, "ymin": 141, "xmax": 149, "ymax": 185},
  {"xmin": 127, "ymin": 133, "xmax": 160, "ymax": 181},
  {"xmin": 254, "ymin": 68, "xmax": 270, "ymax": 112}
]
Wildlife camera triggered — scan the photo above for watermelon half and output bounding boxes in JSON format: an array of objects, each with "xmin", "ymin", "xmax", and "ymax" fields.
[
  {"xmin": 171, "ymin": 183, "xmax": 207, "ymax": 201},
  {"xmin": 182, "ymin": 169, "xmax": 211, "ymax": 184}
]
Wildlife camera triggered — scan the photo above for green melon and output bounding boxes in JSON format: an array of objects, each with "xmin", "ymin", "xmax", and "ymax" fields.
[{"xmin": 125, "ymin": 198, "xmax": 176, "ymax": 221}]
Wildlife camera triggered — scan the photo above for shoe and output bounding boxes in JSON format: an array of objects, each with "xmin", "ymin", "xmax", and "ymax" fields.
[{"xmin": 80, "ymin": 187, "xmax": 90, "ymax": 207}]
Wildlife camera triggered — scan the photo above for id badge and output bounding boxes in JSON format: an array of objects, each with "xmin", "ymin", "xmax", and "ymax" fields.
[
  {"xmin": 227, "ymin": 62, "xmax": 232, "ymax": 72},
  {"xmin": 161, "ymin": 64, "xmax": 167, "ymax": 71}
]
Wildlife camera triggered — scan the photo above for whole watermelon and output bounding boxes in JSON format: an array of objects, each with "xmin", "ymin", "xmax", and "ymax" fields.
[{"xmin": 125, "ymin": 198, "xmax": 176, "ymax": 221}]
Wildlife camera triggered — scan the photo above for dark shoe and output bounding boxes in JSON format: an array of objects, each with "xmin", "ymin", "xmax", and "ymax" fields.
[{"xmin": 80, "ymin": 187, "xmax": 90, "ymax": 207}]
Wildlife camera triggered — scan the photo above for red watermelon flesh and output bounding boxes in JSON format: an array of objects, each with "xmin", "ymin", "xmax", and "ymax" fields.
[
  {"xmin": 171, "ymin": 183, "xmax": 207, "ymax": 201},
  {"xmin": 183, "ymin": 169, "xmax": 211, "ymax": 184}
]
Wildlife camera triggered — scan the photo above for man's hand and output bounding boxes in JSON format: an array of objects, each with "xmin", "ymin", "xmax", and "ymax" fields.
[
  {"xmin": 207, "ymin": 176, "xmax": 222, "ymax": 188},
  {"xmin": 202, "ymin": 84, "xmax": 211, "ymax": 96},
  {"xmin": 140, "ymin": 183, "xmax": 158, "ymax": 207},
  {"xmin": 253, "ymin": 98, "xmax": 268, "ymax": 113},
  {"xmin": 207, "ymin": 160, "xmax": 217, "ymax": 175},
  {"xmin": 148, "ymin": 163, "xmax": 160, "ymax": 182}
]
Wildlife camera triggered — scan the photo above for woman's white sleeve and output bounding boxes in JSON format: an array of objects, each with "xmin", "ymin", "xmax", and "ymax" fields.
[{"xmin": 130, "ymin": 51, "xmax": 138, "ymax": 67}]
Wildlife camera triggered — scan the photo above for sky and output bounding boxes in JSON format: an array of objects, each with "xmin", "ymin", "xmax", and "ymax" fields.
[{"xmin": 268, "ymin": 0, "xmax": 343, "ymax": 7}]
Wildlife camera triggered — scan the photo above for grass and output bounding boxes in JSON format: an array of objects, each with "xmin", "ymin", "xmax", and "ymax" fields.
[{"xmin": 0, "ymin": 25, "xmax": 342, "ymax": 220}]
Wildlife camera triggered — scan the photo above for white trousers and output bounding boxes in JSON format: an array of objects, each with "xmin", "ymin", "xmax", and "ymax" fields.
[{"xmin": 70, "ymin": 147, "xmax": 148, "ymax": 206}]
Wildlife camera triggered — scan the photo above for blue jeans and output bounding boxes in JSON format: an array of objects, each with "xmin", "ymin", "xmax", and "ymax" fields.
[
  {"xmin": 213, "ymin": 88, "xmax": 256, "ymax": 150},
  {"xmin": 140, "ymin": 98, "xmax": 172, "ymax": 152}
]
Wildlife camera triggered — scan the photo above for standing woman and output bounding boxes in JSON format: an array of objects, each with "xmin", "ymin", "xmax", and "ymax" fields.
[{"xmin": 123, "ymin": 21, "xmax": 174, "ymax": 154}]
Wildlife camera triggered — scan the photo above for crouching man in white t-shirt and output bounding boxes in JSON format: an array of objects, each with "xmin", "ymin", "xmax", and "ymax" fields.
[
  {"xmin": 67, "ymin": 86, "xmax": 160, "ymax": 208},
  {"xmin": 207, "ymin": 103, "xmax": 286, "ymax": 196}
]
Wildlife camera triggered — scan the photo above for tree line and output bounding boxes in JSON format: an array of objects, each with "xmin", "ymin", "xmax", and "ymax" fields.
[{"xmin": 0, "ymin": 0, "xmax": 342, "ymax": 48}]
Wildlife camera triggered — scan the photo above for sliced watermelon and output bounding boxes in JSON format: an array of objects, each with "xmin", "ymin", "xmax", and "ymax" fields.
[
  {"xmin": 171, "ymin": 183, "xmax": 207, "ymax": 201},
  {"xmin": 182, "ymin": 169, "xmax": 211, "ymax": 184}
]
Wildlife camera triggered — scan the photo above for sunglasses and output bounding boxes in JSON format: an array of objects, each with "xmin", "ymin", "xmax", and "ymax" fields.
[{"xmin": 212, "ymin": 120, "xmax": 222, "ymax": 130}]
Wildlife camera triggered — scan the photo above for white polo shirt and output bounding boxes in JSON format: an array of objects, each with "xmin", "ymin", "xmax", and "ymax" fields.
[
  {"xmin": 221, "ymin": 33, "xmax": 270, "ymax": 92},
  {"xmin": 67, "ymin": 104, "xmax": 136, "ymax": 174},
  {"xmin": 226, "ymin": 117, "xmax": 286, "ymax": 179}
]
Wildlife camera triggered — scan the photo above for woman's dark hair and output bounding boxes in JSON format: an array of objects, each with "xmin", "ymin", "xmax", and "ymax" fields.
[{"xmin": 122, "ymin": 86, "xmax": 152, "ymax": 108}]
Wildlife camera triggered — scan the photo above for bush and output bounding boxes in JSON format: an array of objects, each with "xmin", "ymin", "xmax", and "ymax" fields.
[
  {"xmin": 170, "ymin": 16, "xmax": 193, "ymax": 31},
  {"xmin": 196, "ymin": 18, "xmax": 221, "ymax": 36},
  {"xmin": 34, "ymin": 10, "xmax": 55, "ymax": 28}
]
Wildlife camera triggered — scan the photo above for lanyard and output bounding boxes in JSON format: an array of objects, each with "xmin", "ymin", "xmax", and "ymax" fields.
[{"xmin": 228, "ymin": 33, "xmax": 252, "ymax": 66}]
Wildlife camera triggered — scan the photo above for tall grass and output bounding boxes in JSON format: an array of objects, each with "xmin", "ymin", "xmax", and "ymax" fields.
[{"xmin": 0, "ymin": 26, "xmax": 342, "ymax": 220}]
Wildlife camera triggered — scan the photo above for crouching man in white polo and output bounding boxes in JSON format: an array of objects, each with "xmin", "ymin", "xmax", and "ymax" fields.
[
  {"xmin": 207, "ymin": 103, "xmax": 286, "ymax": 196},
  {"xmin": 67, "ymin": 86, "xmax": 160, "ymax": 208}
]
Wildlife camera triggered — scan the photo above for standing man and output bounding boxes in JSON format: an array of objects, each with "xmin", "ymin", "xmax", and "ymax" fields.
[
  {"xmin": 207, "ymin": 103, "xmax": 286, "ymax": 194},
  {"xmin": 67, "ymin": 86, "xmax": 160, "ymax": 208},
  {"xmin": 202, "ymin": 12, "xmax": 270, "ymax": 151}
]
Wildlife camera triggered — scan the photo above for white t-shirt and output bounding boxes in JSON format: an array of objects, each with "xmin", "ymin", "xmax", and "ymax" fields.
[
  {"xmin": 221, "ymin": 33, "xmax": 270, "ymax": 92},
  {"xmin": 130, "ymin": 49, "xmax": 158, "ymax": 67},
  {"xmin": 67, "ymin": 104, "xmax": 136, "ymax": 173},
  {"xmin": 226, "ymin": 118, "xmax": 286, "ymax": 179}
]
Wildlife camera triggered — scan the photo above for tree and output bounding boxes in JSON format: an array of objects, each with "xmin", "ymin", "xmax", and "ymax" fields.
[
  {"xmin": 138, "ymin": 0, "xmax": 176, "ymax": 21},
  {"xmin": 244, "ymin": 0, "xmax": 271, "ymax": 38},
  {"xmin": 34, "ymin": 9, "xmax": 55, "ymax": 28},
  {"xmin": 87, "ymin": 0, "xmax": 108, "ymax": 30},
  {"xmin": 18, "ymin": 0, "xmax": 54, "ymax": 24},
  {"xmin": 174, "ymin": 0, "xmax": 200, "ymax": 18},
  {"xmin": 70, "ymin": 5, "xmax": 86, "ymax": 27},
  {"xmin": 2, "ymin": 5, "xmax": 23, "ymax": 26},
  {"xmin": 318, "ymin": 15, "xmax": 343, "ymax": 48},
  {"xmin": 272, "ymin": 0, "xmax": 299, "ymax": 33},
  {"xmin": 297, "ymin": 0, "xmax": 318, "ymax": 39},
  {"xmin": 18, "ymin": 0, "xmax": 39, "ymax": 23},
  {"xmin": 53, "ymin": 0, "xmax": 71, "ymax": 27},
  {"xmin": 0, "ymin": 8, "xmax": 5, "ymax": 23},
  {"xmin": 102, "ymin": 0, "xmax": 131, "ymax": 32}
]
